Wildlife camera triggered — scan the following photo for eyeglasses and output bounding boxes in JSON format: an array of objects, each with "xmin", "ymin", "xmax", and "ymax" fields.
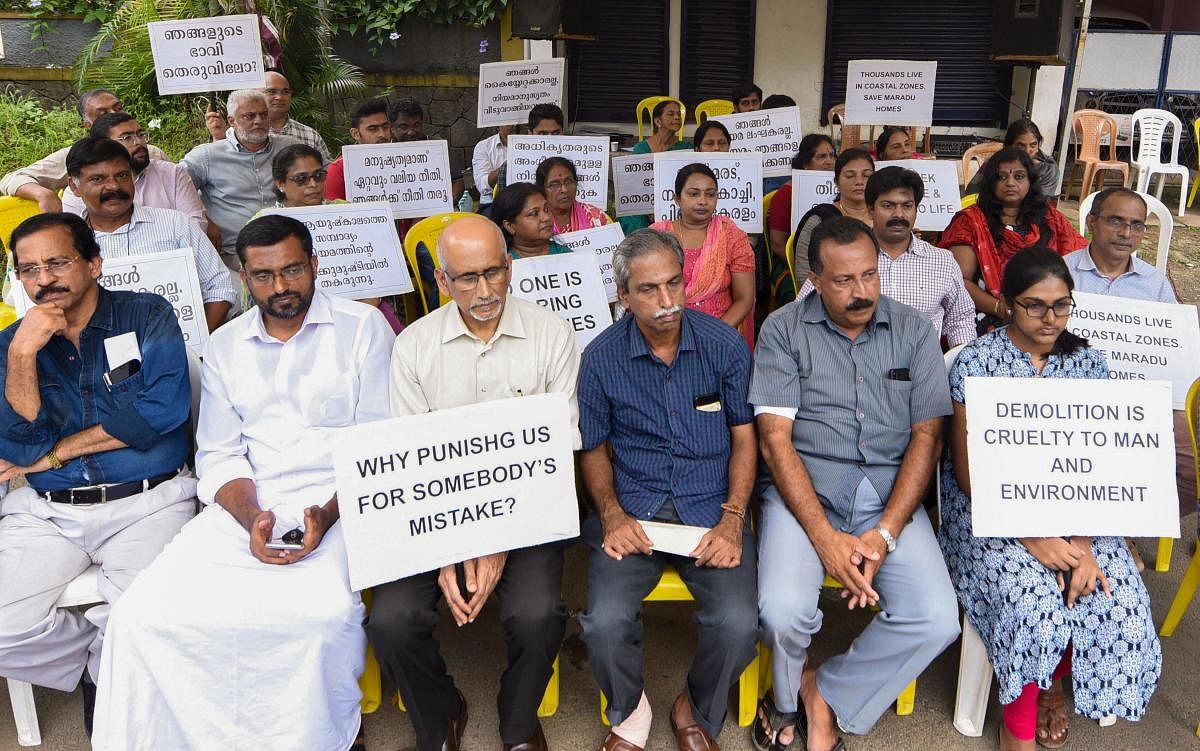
[
  {"xmin": 443, "ymin": 264, "xmax": 509, "ymax": 291},
  {"xmin": 1094, "ymin": 214, "xmax": 1147, "ymax": 234},
  {"xmin": 15, "ymin": 256, "xmax": 80, "ymax": 280},
  {"xmin": 246, "ymin": 263, "xmax": 309, "ymax": 286},
  {"xmin": 114, "ymin": 130, "xmax": 148, "ymax": 145},
  {"xmin": 545, "ymin": 177, "xmax": 577, "ymax": 192},
  {"xmin": 263, "ymin": 88, "xmax": 292, "ymax": 96},
  {"xmin": 286, "ymin": 169, "xmax": 328, "ymax": 186},
  {"xmin": 1013, "ymin": 298, "xmax": 1076, "ymax": 318}
]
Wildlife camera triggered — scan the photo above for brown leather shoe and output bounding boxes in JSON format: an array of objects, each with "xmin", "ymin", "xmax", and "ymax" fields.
[
  {"xmin": 669, "ymin": 693, "xmax": 719, "ymax": 751},
  {"xmin": 444, "ymin": 689, "xmax": 468, "ymax": 751},
  {"xmin": 600, "ymin": 731, "xmax": 644, "ymax": 751},
  {"xmin": 502, "ymin": 721, "xmax": 548, "ymax": 751}
]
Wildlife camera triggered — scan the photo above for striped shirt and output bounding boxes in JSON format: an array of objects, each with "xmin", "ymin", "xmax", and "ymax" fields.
[
  {"xmin": 578, "ymin": 310, "xmax": 754, "ymax": 527},
  {"xmin": 1064, "ymin": 247, "xmax": 1177, "ymax": 304},
  {"xmin": 749, "ymin": 293, "xmax": 951, "ymax": 512}
]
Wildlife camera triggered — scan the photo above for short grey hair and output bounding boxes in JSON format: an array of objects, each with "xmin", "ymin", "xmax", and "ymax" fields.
[
  {"xmin": 612, "ymin": 228, "xmax": 684, "ymax": 292},
  {"xmin": 226, "ymin": 89, "xmax": 268, "ymax": 119},
  {"xmin": 77, "ymin": 88, "xmax": 116, "ymax": 121}
]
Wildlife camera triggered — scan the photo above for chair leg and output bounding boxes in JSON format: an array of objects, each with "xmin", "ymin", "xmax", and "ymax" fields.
[
  {"xmin": 757, "ymin": 641, "xmax": 772, "ymax": 698},
  {"xmin": 537, "ymin": 656, "xmax": 560, "ymax": 718},
  {"xmin": 895, "ymin": 679, "xmax": 917, "ymax": 716},
  {"xmin": 737, "ymin": 649, "xmax": 759, "ymax": 727},
  {"xmin": 1078, "ymin": 163, "xmax": 1096, "ymax": 202},
  {"xmin": 953, "ymin": 615, "xmax": 992, "ymax": 737},
  {"xmin": 599, "ymin": 690, "xmax": 610, "ymax": 726},
  {"xmin": 8, "ymin": 678, "xmax": 42, "ymax": 747},
  {"xmin": 1156, "ymin": 537, "xmax": 1174, "ymax": 573},
  {"xmin": 1188, "ymin": 172, "xmax": 1199, "ymax": 208},
  {"xmin": 1159, "ymin": 547, "xmax": 1200, "ymax": 637},
  {"xmin": 1177, "ymin": 174, "xmax": 1190, "ymax": 217}
]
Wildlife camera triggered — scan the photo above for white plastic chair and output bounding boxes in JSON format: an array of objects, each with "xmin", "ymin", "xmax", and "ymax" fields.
[
  {"xmin": 1129, "ymin": 109, "xmax": 1191, "ymax": 217},
  {"xmin": 1078, "ymin": 189, "xmax": 1173, "ymax": 276}
]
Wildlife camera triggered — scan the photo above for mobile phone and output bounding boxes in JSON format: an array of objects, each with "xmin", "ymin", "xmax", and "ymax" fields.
[
  {"xmin": 1060, "ymin": 568, "xmax": 1073, "ymax": 604},
  {"xmin": 456, "ymin": 562, "xmax": 472, "ymax": 602},
  {"xmin": 266, "ymin": 526, "xmax": 304, "ymax": 551}
]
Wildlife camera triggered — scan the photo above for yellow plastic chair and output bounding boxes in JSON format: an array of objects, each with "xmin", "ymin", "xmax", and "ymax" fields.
[
  {"xmin": 0, "ymin": 196, "xmax": 40, "ymax": 252},
  {"xmin": 0, "ymin": 303, "xmax": 16, "ymax": 330},
  {"xmin": 960, "ymin": 193, "xmax": 979, "ymax": 210},
  {"xmin": 694, "ymin": 99, "xmax": 734, "ymax": 125},
  {"xmin": 635, "ymin": 96, "xmax": 686, "ymax": 142},
  {"xmin": 761, "ymin": 190, "xmax": 777, "ymax": 257},
  {"xmin": 784, "ymin": 233, "xmax": 798, "ymax": 290},
  {"xmin": 402, "ymin": 212, "xmax": 476, "ymax": 314},
  {"xmin": 598, "ymin": 565, "xmax": 760, "ymax": 727},
  {"xmin": 1188, "ymin": 117, "xmax": 1199, "ymax": 209},
  {"xmin": 1159, "ymin": 376, "xmax": 1200, "ymax": 638}
]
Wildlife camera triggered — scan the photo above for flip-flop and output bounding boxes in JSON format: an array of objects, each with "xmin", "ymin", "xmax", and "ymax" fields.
[
  {"xmin": 752, "ymin": 693, "xmax": 799, "ymax": 751},
  {"xmin": 795, "ymin": 690, "xmax": 847, "ymax": 751},
  {"xmin": 1036, "ymin": 682, "xmax": 1069, "ymax": 749}
]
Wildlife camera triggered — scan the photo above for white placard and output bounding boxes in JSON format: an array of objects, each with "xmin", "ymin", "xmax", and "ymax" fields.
[
  {"xmin": 652, "ymin": 151, "xmax": 763, "ymax": 233},
  {"xmin": 334, "ymin": 393, "xmax": 579, "ymax": 590},
  {"xmin": 260, "ymin": 202, "xmax": 414, "ymax": 299},
  {"xmin": 342, "ymin": 142, "xmax": 454, "ymax": 220},
  {"xmin": 965, "ymin": 377, "xmax": 1179, "ymax": 538},
  {"xmin": 1068, "ymin": 291, "xmax": 1200, "ymax": 409},
  {"xmin": 509, "ymin": 252, "xmax": 613, "ymax": 349},
  {"xmin": 845, "ymin": 60, "xmax": 937, "ymax": 127},
  {"xmin": 612, "ymin": 153, "xmax": 656, "ymax": 217},
  {"xmin": 147, "ymin": 14, "xmax": 265, "ymax": 96},
  {"xmin": 639, "ymin": 520, "xmax": 707, "ymax": 557},
  {"xmin": 875, "ymin": 158, "xmax": 961, "ymax": 231},
  {"xmin": 506, "ymin": 135, "xmax": 609, "ymax": 212},
  {"xmin": 711, "ymin": 106, "xmax": 803, "ymax": 178},
  {"xmin": 477, "ymin": 59, "xmax": 566, "ymax": 128},
  {"xmin": 789, "ymin": 170, "xmax": 837, "ymax": 230},
  {"xmin": 554, "ymin": 223, "xmax": 625, "ymax": 303}
]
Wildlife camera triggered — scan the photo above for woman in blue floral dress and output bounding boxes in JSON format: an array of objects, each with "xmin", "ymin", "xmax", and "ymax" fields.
[{"xmin": 938, "ymin": 247, "xmax": 1161, "ymax": 750}]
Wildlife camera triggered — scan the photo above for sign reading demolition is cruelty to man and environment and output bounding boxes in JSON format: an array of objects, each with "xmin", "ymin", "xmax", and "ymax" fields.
[
  {"xmin": 342, "ymin": 142, "xmax": 454, "ymax": 219},
  {"xmin": 612, "ymin": 153, "xmax": 656, "ymax": 217},
  {"xmin": 711, "ymin": 106, "xmax": 803, "ymax": 178},
  {"xmin": 506, "ymin": 135, "xmax": 610, "ymax": 211},
  {"xmin": 875, "ymin": 158, "xmax": 962, "ymax": 231},
  {"xmin": 509, "ymin": 252, "xmax": 613, "ymax": 348},
  {"xmin": 965, "ymin": 377, "xmax": 1179, "ymax": 539},
  {"xmin": 554, "ymin": 223, "xmax": 624, "ymax": 303},
  {"xmin": 147, "ymin": 14, "xmax": 266, "ymax": 95},
  {"xmin": 844, "ymin": 60, "xmax": 937, "ymax": 126},
  {"xmin": 261, "ymin": 202, "xmax": 414, "ymax": 299},
  {"xmin": 652, "ymin": 151, "xmax": 764, "ymax": 233},
  {"xmin": 334, "ymin": 393, "xmax": 579, "ymax": 590},
  {"xmin": 477, "ymin": 59, "xmax": 566, "ymax": 128}
]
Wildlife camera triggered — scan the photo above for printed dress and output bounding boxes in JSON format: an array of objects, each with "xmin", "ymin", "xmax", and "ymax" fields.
[{"xmin": 938, "ymin": 328, "xmax": 1161, "ymax": 718}]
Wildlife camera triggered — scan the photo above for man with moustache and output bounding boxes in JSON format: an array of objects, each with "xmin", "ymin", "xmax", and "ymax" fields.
[
  {"xmin": 324, "ymin": 97, "xmax": 393, "ymax": 201},
  {"xmin": 750, "ymin": 216, "xmax": 959, "ymax": 751},
  {"xmin": 92, "ymin": 214, "xmax": 394, "ymax": 750},
  {"xmin": 0, "ymin": 212, "xmax": 196, "ymax": 735}
]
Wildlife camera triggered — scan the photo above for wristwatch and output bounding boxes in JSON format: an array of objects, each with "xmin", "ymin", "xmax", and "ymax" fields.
[
  {"xmin": 875, "ymin": 525, "xmax": 897, "ymax": 553},
  {"xmin": 43, "ymin": 448, "xmax": 63, "ymax": 470}
]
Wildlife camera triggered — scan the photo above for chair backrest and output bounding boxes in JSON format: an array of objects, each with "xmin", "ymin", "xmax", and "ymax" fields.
[
  {"xmin": 635, "ymin": 96, "xmax": 686, "ymax": 141},
  {"xmin": 784, "ymin": 231, "xmax": 797, "ymax": 289},
  {"xmin": 402, "ymin": 212, "xmax": 476, "ymax": 313},
  {"xmin": 694, "ymin": 98, "xmax": 734, "ymax": 125},
  {"xmin": 187, "ymin": 347, "xmax": 202, "ymax": 445},
  {"xmin": 960, "ymin": 142, "xmax": 1002, "ymax": 189},
  {"xmin": 961, "ymin": 193, "xmax": 979, "ymax": 209},
  {"xmin": 828, "ymin": 103, "xmax": 862, "ymax": 151},
  {"xmin": 1077, "ymin": 189, "xmax": 1173, "ymax": 274},
  {"xmin": 0, "ymin": 196, "xmax": 40, "ymax": 254},
  {"xmin": 762, "ymin": 190, "xmax": 777, "ymax": 256},
  {"xmin": 944, "ymin": 344, "xmax": 964, "ymax": 375},
  {"xmin": 1187, "ymin": 377, "xmax": 1200, "ymax": 498},
  {"xmin": 1131, "ymin": 108, "xmax": 1183, "ymax": 167},
  {"xmin": 1071, "ymin": 109, "xmax": 1119, "ymax": 162}
]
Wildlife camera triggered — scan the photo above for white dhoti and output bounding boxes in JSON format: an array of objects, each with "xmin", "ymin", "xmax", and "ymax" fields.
[{"xmin": 91, "ymin": 504, "xmax": 366, "ymax": 751}]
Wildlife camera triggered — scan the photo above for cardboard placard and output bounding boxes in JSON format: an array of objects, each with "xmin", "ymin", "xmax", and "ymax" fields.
[
  {"xmin": 845, "ymin": 60, "xmax": 937, "ymax": 127},
  {"xmin": 509, "ymin": 252, "xmax": 613, "ymax": 349},
  {"xmin": 652, "ymin": 151, "xmax": 764, "ymax": 233},
  {"xmin": 506, "ymin": 135, "xmax": 609, "ymax": 211},
  {"xmin": 611, "ymin": 153, "xmax": 656, "ymax": 217},
  {"xmin": 553, "ymin": 223, "xmax": 625, "ymax": 303},
  {"xmin": 789, "ymin": 170, "xmax": 838, "ymax": 231},
  {"xmin": 342, "ymin": 142, "xmax": 454, "ymax": 219},
  {"xmin": 147, "ymin": 14, "xmax": 265, "ymax": 95},
  {"xmin": 711, "ymin": 106, "xmax": 803, "ymax": 178},
  {"xmin": 875, "ymin": 158, "xmax": 961, "ymax": 231},
  {"xmin": 477, "ymin": 59, "xmax": 566, "ymax": 128}
]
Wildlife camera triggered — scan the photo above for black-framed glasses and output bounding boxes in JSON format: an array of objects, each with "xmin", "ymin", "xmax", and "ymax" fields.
[
  {"xmin": 1013, "ymin": 298, "xmax": 1076, "ymax": 318},
  {"xmin": 15, "ymin": 256, "xmax": 80, "ymax": 280},
  {"xmin": 443, "ymin": 264, "xmax": 509, "ymax": 291},
  {"xmin": 286, "ymin": 169, "xmax": 328, "ymax": 186},
  {"xmin": 1095, "ymin": 214, "xmax": 1147, "ymax": 234}
]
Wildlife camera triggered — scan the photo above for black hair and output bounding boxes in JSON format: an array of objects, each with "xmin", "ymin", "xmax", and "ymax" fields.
[
  {"xmin": 271, "ymin": 143, "xmax": 325, "ymax": 200},
  {"xmin": 834, "ymin": 147, "xmax": 873, "ymax": 179},
  {"xmin": 732, "ymin": 83, "xmax": 763, "ymax": 104},
  {"xmin": 651, "ymin": 99, "xmax": 680, "ymax": 131},
  {"xmin": 527, "ymin": 103, "xmax": 564, "ymax": 130},
  {"xmin": 490, "ymin": 183, "xmax": 546, "ymax": 247},
  {"xmin": 792, "ymin": 133, "xmax": 836, "ymax": 170},
  {"xmin": 1089, "ymin": 186, "xmax": 1147, "ymax": 217},
  {"xmin": 673, "ymin": 163, "xmax": 718, "ymax": 197},
  {"xmin": 762, "ymin": 94, "xmax": 796, "ymax": 109},
  {"xmin": 874, "ymin": 126, "xmax": 910, "ymax": 158},
  {"xmin": 865, "ymin": 166, "xmax": 924, "ymax": 206},
  {"xmin": 1004, "ymin": 118, "xmax": 1045, "ymax": 154},
  {"xmin": 235, "ymin": 214, "xmax": 314, "ymax": 264},
  {"xmin": 1000, "ymin": 246, "xmax": 1088, "ymax": 356},
  {"xmin": 65, "ymin": 136, "xmax": 132, "ymax": 177},
  {"xmin": 88, "ymin": 111, "xmax": 136, "ymax": 139},
  {"xmin": 808, "ymin": 215, "xmax": 877, "ymax": 275},
  {"xmin": 10, "ymin": 212, "xmax": 101, "ymax": 266},
  {"xmin": 693, "ymin": 120, "xmax": 731, "ymax": 148},
  {"xmin": 976, "ymin": 146, "xmax": 1051, "ymax": 254},
  {"xmin": 534, "ymin": 156, "xmax": 577, "ymax": 187},
  {"xmin": 349, "ymin": 97, "xmax": 389, "ymax": 129},
  {"xmin": 77, "ymin": 88, "xmax": 116, "ymax": 121},
  {"xmin": 388, "ymin": 96, "xmax": 423, "ymax": 123}
]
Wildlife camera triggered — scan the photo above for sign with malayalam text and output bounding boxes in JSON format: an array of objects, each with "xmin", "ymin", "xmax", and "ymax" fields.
[
  {"xmin": 554, "ymin": 223, "xmax": 624, "ymax": 303},
  {"xmin": 506, "ymin": 135, "xmax": 609, "ymax": 212},
  {"xmin": 612, "ymin": 153, "xmax": 656, "ymax": 217},
  {"xmin": 509, "ymin": 252, "xmax": 613, "ymax": 348},
  {"xmin": 477, "ymin": 59, "xmax": 566, "ymax": 128},
  {"xmin": 653, "ymin": 151, "xmax": 763, "ymax": 233},
  {"xmin": 875, "ymin": 158, "xmax": 961, "ymax": 231},
  {"xmin": 147, "ymin": 14, "xmax": 265, "ymax": 95},
  {"xmin": 845, "ymin": 60, "xmax": 937, "ymax": 126},
  {"xmin": 711, "ymin": 106, "xmax": 803, "ymax": 178},
  {"xmin": 342, "ymin": 142, "xmax": 454, "ymax": 219},
  {"xmin": 789, "ymin": 170, "xmax": 837, "ymax": 231}
]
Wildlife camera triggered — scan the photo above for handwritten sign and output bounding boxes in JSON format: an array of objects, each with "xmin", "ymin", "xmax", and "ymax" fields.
[
  {"xmin": 147, "ymin": 14, "xmax": 265, "ymax": 96},
  {"xmin": 555, "ymin": 223, "xmax": 624, "ymax": 303},
  {"xmin": 509, "ymin": 252, "xmax": 613, "ymax": 349},
  {"xmin": 612, "ymin": 153, "xmax": 656, "ymax": 217},
  {"xmin": 653, "ymin": 151, "xmax": 763, "ymax": 233},
  {"xmin": 845, "ymin": 60, "xmax": 937, "ymax": 126},
  {"xmin": 1068, "ymin": 290, "xmax": 1200, "ymax": 409},
  {"xmin": 965, "ymin": 377, "xmax": 1178, "ymax": 538},
  {"xmin": 789, "ymin": 170, "xmax": 837, "ymax": 230},
  {"xmin": 506, "ymin": 135, "xmax": 609, "ymax": 211},
  {"xmin": 334, "ymin": 393, "xmax": 579, "ymax": 589},
  {"xmin": 342, "ymin": 142, "xmax": 454, "ymax": 220},
  {"xmin": 477, "ymin": 59, "xmax": 566, "ymax": 128},
  {"xmin": 875, "ymin": 158, "xmax": 961, "ymax": 231},
  {"xmin": 261, "ymin": 202, "xmax": 414, "ymax": 299},
  {"xmin": 711, "ymin": 106, "xmax": 803, "ymax": 178}
]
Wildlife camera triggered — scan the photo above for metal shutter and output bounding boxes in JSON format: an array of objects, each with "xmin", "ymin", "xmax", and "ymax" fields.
[
  {"xmin": 566, "ymin": 0, "xmax": 670, "ymax": 123},
  {"xmin": 679, "ymin": 0, "xmax": 757, "ymax": 111}
]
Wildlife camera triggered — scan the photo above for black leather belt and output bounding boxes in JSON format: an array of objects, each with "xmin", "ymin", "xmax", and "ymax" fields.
[{"xmin": 44, "ymin": 471, "xmax": 178, "ymax": 506}]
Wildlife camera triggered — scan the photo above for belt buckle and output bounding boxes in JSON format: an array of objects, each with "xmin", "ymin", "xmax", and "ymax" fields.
[{"xmin": 69, "ymin": 486, "xmax": 105, "ymax": 505}]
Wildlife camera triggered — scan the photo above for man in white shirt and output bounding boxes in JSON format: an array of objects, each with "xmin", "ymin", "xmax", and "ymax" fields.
[
  {"xmin": 370, "ymin": 215, "xmax": 579, "ymax": 751},
  {"xmin": 472, "ymin": 125, "xmax": 511, "ymax": 215},
  {"xmin": 92, "ymin": 214, "xmax": 395, "ymax": 750}
]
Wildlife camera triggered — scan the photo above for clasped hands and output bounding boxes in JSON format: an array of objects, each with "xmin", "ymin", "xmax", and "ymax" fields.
[
  {"xmin": 1021, "ymin": 536, "xmax": 1112, "ymax": 607},
  {"xmin": 814, "ymin": 528, "xmax": 889, "ymax": 610}
]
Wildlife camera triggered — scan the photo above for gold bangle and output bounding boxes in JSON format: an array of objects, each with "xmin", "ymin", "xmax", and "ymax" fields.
[{"xmin": 44, "ymin": 449, "xmax": 63, "ymax": 470}]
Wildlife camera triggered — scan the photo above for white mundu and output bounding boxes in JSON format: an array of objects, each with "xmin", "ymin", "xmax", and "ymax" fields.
[{"xmin": 92, "ymin": 290, "xmax": 395, "ymax": 750}]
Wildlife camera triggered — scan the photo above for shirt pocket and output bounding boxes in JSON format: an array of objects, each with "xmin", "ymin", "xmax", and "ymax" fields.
[
  {"xmin": 107, "ymin": 370, "xmax": 145, "ymax": 410},
  {"xmin": 301, "ymin": 373, "xmax": 358, "ymax": 427},
  {"xmin": 879, "ymin": 377, "xmax": 914, "ymax": 428}
]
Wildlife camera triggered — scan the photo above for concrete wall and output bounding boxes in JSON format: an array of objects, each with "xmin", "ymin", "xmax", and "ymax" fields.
[
  {"xmin": 753, "ymin": 0, "xmax": 827, "ymax": 131},
  {"xmin": 0, "ymin": 14, "xmax": 98, "ymax": 108}
]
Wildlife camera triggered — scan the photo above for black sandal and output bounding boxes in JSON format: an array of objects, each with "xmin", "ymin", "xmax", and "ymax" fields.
[
  {"xmin": 752, "ymin": 693, "xmax": 799, "ymax": 751},
  {"xmin": 795, "ymin": 689, "xmax": 847, "ymax": 751}
]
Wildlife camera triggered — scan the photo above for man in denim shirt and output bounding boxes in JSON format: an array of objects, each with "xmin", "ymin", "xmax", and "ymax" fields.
[{"xmin": 0, "ymin": 213, "xmax": 196, "ymax": 734}]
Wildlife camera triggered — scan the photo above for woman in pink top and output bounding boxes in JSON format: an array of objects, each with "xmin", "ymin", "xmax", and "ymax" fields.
[{"xmin": 535, "ymin": 156, "xmax": 611, "ymax": 235}]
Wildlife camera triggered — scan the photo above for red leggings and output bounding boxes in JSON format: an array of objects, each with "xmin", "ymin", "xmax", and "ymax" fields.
[{"xmin": 1002, "ymin": 650, "xmax": 1072, "ymax": 741}]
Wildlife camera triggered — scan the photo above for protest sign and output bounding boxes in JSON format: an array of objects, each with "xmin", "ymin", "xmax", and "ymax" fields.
[
  {"xmin": 509, "ymin": 252, "xmax": 613, "ymax": 348},
  {"xmin": 554, "ymin": 223, "xmax": 624, "ymax": 302},
  {"xmin": 261, "ymin": 202, "xmax": 414, "ymax": 298},
  {"xmin": 711, "ymin": 106, "xmax": 803, "ymax": 178},
  {"xmin": 1068, "ymin": 291, "xmax": 1200, "ymax": 409},
  {"xmin": 334, "ymin": 392, "xmax": 579, "ymax": 590},
  {"xmin": 612, "ymin": 153, "xmax": 656, "ymax": 217},
  {"xmin": 506, "ymin": 135, "xmax": 609, "ymax": 211},
  {"xmin": 342, "ymin": 142, "xmax": 453, "ymax": 219},
  {"xmin": 789, "ymin": 170, "xmax": 837, "ymax": 228},
  {"xmin": 477, "ymin": 59, "xmax": 566, "ymax": 128},
  {"xmin": 845, "ymin": 60, "xmax": 937, "ymax": 126},
  {"xmin": 875, "ymin": 158, "xmax": 961, "ymax": 231},
  {"xmin": 965, "ymin": 377, "xmax": 1179, "ymax": 538},
  {"xmin": 653, "ymin": 151, "xmax": 763, "ymax": 233},
  {"xmin": 147, "ymin": 14, "xmax": 265, "ymax": 95}
]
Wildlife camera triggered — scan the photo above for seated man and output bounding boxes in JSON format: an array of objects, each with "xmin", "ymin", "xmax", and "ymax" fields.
[
  {"xmin": 577, "ymin": 229, "xmax": 758, "ymax": 751},
  {"xmin": 472, "ymin": 125, "xmax": 511, "ymax": 215},
  {"xmin": 370, "ymin": 215, "xmax": 579, "ymax": 751},
  {"xmin": 732, "ymin": 83, "xmax": 762, "ymax": 113},
  {"xmin": 205, "ymin": 70, "xmax": 331, "ymax": 161},
  {"xmin": 0, "ymin": 88, "xmax": 167, "ymax": 213},
  {"xmin": 92, "ymin": 215, "xmax": 395, "ymax": 749},
  {"xmin": 750, "ymin": 217, "xmax": 959, "ymax": 750},
  {"xmin": 65, "ymin": 136, "xmax": 235, "ymax": 331},
  {"xmin": 388, "ymin": 96, "xmax": 464, "ymax": 203},
  {"xmin": 325, "ymin": 97, "xmax": 393, "ymax": 201},
  {"xmin": 0, "ymin": 212, "xmax": 196, "ymax": 735}
]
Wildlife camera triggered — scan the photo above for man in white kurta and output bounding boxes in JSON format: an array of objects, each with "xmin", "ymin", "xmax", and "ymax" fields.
[{"xmin": 92, "ymin": 214, "xmax": 395, "ymax": 750}]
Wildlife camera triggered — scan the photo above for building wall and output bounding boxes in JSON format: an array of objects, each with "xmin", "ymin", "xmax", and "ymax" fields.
[{"xmin": 753, "ymin": 0, "xmax": 827, "ymax": 131}]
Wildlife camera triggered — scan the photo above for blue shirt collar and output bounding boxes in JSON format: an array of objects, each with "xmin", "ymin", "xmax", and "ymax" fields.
[
  {"xmin": 1079, "ymin": 245, "xmax": 1150, "ymax": 277},
  {"xmin": 626, "ymin": 309, "xmax": 698, "ymax": 361},
  {"xmin": 86, "ymin": 286, "xmax": 116, "ymax": 333}
]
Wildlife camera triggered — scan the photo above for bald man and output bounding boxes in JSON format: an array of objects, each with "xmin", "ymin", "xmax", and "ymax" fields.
[{"xmin": 370, "ymin": 215, "xmax": 581, "ymax": 751}]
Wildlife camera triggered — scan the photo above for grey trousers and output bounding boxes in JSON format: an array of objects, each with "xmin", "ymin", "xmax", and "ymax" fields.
[{"xmin": 757, "ymin": 477, "xmax": 960, "ymax": 735}]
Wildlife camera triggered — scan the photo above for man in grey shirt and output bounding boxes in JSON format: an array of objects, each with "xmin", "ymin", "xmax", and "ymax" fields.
[{"xmin": 748, "ymin": 216, "xmax": 959, "ymax": 751}]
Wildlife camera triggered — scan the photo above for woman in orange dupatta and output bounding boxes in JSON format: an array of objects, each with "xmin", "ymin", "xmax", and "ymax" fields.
[{"xmin": 650, "ymin": 163, "xmax": 756, "ymax": 347}]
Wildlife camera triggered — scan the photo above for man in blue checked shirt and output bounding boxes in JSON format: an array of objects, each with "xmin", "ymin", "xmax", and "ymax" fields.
[{"xmin": 577, "ymin": 228, "xmax": 759, "ymax": 751}]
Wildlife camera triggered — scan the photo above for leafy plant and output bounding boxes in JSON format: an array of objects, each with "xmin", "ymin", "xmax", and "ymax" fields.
[{"xmin": 326, "ymin": 0, "xmax": 506, "ymax": 52}]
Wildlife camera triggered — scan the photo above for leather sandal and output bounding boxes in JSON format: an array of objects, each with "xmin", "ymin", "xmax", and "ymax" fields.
[
  {"xmin": 669, "ymin": 693, "xmax": 719, "ymax": 751},
  {"xmin": 795, "ymin": 690, "xmax": 846, "ymax": 751},
  {"xmin": 752, "ymin": 693, "xmax": 798, "ymax": 750},
  {"xmin": 1036, "ymin": 682, "xmax": 1069, "ymax": 749}
]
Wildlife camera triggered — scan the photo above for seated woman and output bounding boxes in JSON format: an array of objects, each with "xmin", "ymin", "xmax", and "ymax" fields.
[
  {"xmin": 534, "ymin": 156, "xmax": 610, "ymax": 235},
  {"xmin": 650, "ymin": 163, "xmax": 756, "ymax": 346},
  {"xmin": 790, "ymin": 148, "xmax": 874, "ymax": 283},
  {"xmin": 271, "ymin": 143, "xmax": 330, "ymax": 208},
  {"xmin": 874, "ymin": 125, "xmax": 922, "ymax": 161},
  {"xmin": 694, "ymin": 119, "xmax": 731, "ymax": 152},
  {"xmin": 966, "ymin": 118, "xmax": 1060, "ymax": 206},
  {"xmin": 767, "ymin": 134, "xmax": 837, "ymax": 305},
  {"xmin": 940, "ymin": 147, "xmax": 1086, "ymax": 332},
  {"xmin": 940, "ymin": 246, "xmax": 1161, "ymax": 751},
  {"xmin": 491, "ymin": 182, "xmax": 569, "ymax": 259},
  {"xmin": 632, "ymin": 99, "xmax": 691, "ymax": 154}
]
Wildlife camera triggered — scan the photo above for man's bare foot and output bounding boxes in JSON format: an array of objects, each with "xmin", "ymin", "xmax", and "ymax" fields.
[
  {"xmin": 999, "ymin": 722, "xmax": 1036, "ymax": 751},
  {"xmin": 799, "ymin": 668, "xmax": 837, "ymax": 751}
]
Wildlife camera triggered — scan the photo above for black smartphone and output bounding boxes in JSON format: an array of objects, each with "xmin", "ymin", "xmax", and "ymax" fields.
[
  {"xmin": 456, "ymin": 562, "xmax": 471, "ymax": 602},
  {"xmin": 1061, "ymin": 568, "xmax": 1073, "ymax": 604}
]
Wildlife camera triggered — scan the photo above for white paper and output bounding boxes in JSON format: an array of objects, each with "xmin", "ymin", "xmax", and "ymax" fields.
[
  {"xmin": 477, "ymin": 59, "xmax": 566, "ymax": 128},
  {"xmin": 612, "ymin": 153, "xmax": 656, "ymax": 217},
  {"xmin": 509, "ymin": 252, "xmax": 613, "ymax": 349},
  {"xmin": 845, "ymin": 59, "xmax": 937, "ymax": 126},
  {"xmin": 789, "ymin": 170, "xmax": 838, "ymax": 231},
  {"xmin": 554, "ymin": 223, "xmax": 625, "ymax": 303},
  {"xmin": 147, "ymin": 14, "xmax": 266, "ymax": 95},
  {"xmin": 506, "ymin": 135, "xmax": 610, "ymax": 212},
  {"xmin": 711, "ymin": 106, "xmax": 803, "ymax": 178},
  {"xmin": 874, "ymin": 159, "xmax": 961, "ymax": 231},
  {"xmin": 652, "ymin": 151, "xmax": 764, "ymax": 233},
  {"xmin": 103, "ymin": 331, "xmax": 141, "ymax": 369},
  {"xmin": 342, "ymin": 142, "xmax": 454, "ymax": 220},
  {"xmin": 638, "ymin": 520, "xmax": 708, "ymax": 557}
]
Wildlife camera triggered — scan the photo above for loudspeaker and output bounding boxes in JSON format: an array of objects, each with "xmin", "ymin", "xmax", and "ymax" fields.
[
  {"xmin": 512, "ymin": 0, "xmax": 599, "ymax": 40},
  {"xmin": 991, "ymin": 0, "xmax": 1075, "ymax": 65}
]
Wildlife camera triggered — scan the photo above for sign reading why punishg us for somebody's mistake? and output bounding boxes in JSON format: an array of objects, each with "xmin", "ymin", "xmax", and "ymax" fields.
[
  {"xmin": 653, "ymin": 151, "xmax": 764, "ymax": 233},
  {"xmin": 845, "ymin": 60, "xmax": 937, "ymax": 126},
  {"xmin": 334, "ymin": 393, "xmax": 580, "ymax": 590},
  {"xmin": 711, "ymin": 106, "xmax": 803, "ymax": 178},
  {"xmin": 477, "ymin": 59, "xmax": 566, "ymax": 128},
  {"xmin": 506, "ymin": 135, "xmax": 610, "ymax": 211},
  {"xmin": 965, "ymin": 377, "xmax": 1179, "ymax": 539},
  {"xmin": 147, "ymin": 14, "xmax": 266, "ymax": 95},
  {"xmin": 342, "ymin": 142, "xmax": 454, "ymax": 219}
]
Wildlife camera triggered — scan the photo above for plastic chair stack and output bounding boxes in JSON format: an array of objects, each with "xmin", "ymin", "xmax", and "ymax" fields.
[
  {"xmin": 1130, "ymin": 108, "xmax": 1191, "ymax": 217},
  {"xmin": 1065, "ymin": 110, "xmax": 1130, "ymax": 202}
]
